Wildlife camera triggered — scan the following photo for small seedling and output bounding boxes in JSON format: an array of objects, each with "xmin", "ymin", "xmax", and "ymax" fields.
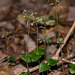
[
  {"xmin": 39, "ymin": 58, "xmax": 57, "ymax": 73},
  {"xmin": 19, "ymin": 48, "xmax": 46, "ymax": 63}
]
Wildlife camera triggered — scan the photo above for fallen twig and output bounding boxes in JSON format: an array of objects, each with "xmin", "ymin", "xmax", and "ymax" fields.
[
  {"xmin": 16, "ymin": 60, "xmax": 46, "ymax": 75},
  {"xmin": 16, "ymin": 58, "xmax": 75, "ymax": 75},
  {"xmin": 57, "ymin": 58, "xmax": 75, "ymax": 66}
]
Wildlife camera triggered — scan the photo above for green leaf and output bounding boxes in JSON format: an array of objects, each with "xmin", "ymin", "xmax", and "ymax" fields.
[
  {"xmin": 69, "ymin": 64, "xmax": 75, "ymax": 68},
  {"xmin": 69, "ymin": 64, "xmax": 75, "ymax": 74},
  {"xmin": 20, "ymin": 72, "xmax": 28, "ymax": 75},
  {"xmin": 69, "ymin": 68, "xmax": 75, "ymax": 74},
  {"xmin": 4, "ymin": 56, "xmax": 16, "ymax": 61},
  {"xmin": 39, "ymin": 62, "xmax": 50, "ymax": 73},
  {"xmin": 34, "ymin": 48, "xmax": 46, "ymax": 55},
  {"xmin": 19, "ymin": 53, "xmax": 31, "ymax": 63},
  {"xmin": 8, "ymin": 56, "xmax": 16, "ymax": 61},
  {"xmin": 49, "ymin": 17, "xmax": 62, "ymax": 24},
  {"xmin": 49, "ymin": 17, "xmax": 54, "ymax": 20},
  {"xmin": 30, "ymin": 53, "xmax": 42, "ymax": 62},
  {"xmin": 57, "ymin": 18, "xmax": 62, "ymax": 23},
  {"xmin": 4, "ymin": 57, "xmax": 8, "ymax": 60},
  {"xmin": 20, "ymin": 72, "xmax": 25, "ymax": 75},
  {"xmin": 46, "ymin": 58, "xmax": 57, "ymax": 66}
]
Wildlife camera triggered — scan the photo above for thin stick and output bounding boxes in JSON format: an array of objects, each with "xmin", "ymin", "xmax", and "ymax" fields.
[
  {"xmin": 6, "ymin": 36, "xmax": 11, "ymax": 75},
  {"xmin": 16, "ymin": 65, "xmax": 39, "ymax": 75}
]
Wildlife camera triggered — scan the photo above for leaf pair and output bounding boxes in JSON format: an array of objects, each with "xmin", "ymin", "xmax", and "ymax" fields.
[
  {"xmin": 39, "ymin": 58, "xmax": 57, "ymax": 73},
  {"xmin": 19, "ymin": 48, "xmax": 46, "ymax": 63},
  {"xmin": 19, "ymin": 53, "xmax": 31, "ymax": 63},
  {"xmin": 34, "ymin": 48, "xmax": 45, "ymax": 54},
  {"xmin": 30, "ymin": 53, "xmax": 41, "ymax": 62}
]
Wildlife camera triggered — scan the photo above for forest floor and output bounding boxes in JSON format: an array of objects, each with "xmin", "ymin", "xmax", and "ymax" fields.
[{"xmin": 0, "ymin": 0, "xmax": 75, "ymax": 75}]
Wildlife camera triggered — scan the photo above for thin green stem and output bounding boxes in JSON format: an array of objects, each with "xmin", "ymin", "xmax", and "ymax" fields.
[
  {"xmin": 60, "ymin": 44, "xmax": 64, "ymax": 73},
  {"xmin": 47, "ymin": 70, "xmax": 48, "ymax": 75},
  {"xmin": 42, "ymin": 72, "xmax": 44, "ymax": 75},
  {"xmin": 25, "ymin": 20, "xmax": 30, "ymax": 75},
  {"xmin": 36, "ymin": 22, "xmax": 41, "ymax": 75},
  {"xmin": 55, "ymin": 2, "xmax": 59, "ymax": 36},
  {"xmin": 36, "ymin": 23, "xmax": 39, "ymax": 53},
  {"xmin": 38, "ymin": 60, "xmax": 40, "ymax": 75},
  {"xmin": 26, "ymin": 21, "xmax": 30, "ymax": 53},
  {"xmin": 45, "ymin": 1, "xmax": 50, "ymax": 75},
  {"xmin": 6, "ymin": 36, "xmax": 11, "ymax": 75},
  {"xmin": 55, "ymin": 0, "xmax": 64, "ymax": 73},
  {"xmin": 44, "ymin": 0, "xmax": 50, "ymax": 59},
  {"xmin": 26, "ymin": 62, "xmax": 30, "ymax": 75}
]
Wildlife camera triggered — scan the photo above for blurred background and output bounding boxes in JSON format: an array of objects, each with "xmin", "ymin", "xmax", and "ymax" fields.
[{"xmin": 0, "ymin": 0, "xmax": 75, "ymax": 21}]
